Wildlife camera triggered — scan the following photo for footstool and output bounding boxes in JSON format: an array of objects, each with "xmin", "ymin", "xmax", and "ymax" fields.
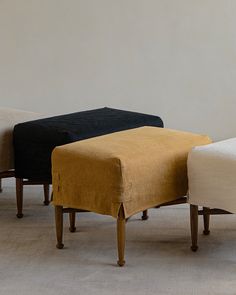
[
  {"xmin": 13, "ymin": 107, "xmax": 163, "ymax": 217},
  {"xmin": 52, "ymin": 126, "xmax": 211, "ymax": 266},
  {"xmin": 188, "ymin": 138, "xmax": 236, "ymax": 251},
  {"xmin": 0, "ymin": 107, "xmax": 43, "ymax": 195}
]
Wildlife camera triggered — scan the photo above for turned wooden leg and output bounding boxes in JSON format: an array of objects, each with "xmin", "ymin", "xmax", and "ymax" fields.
[
  {"xmin": 43, "ymin": 184, "xmax": 50, "ymax": 205},
  {"xmin": 16, "ymin": 178, "xmax": 24, "ymax": 218},
  {"xmin": 141, "ymin": 210, "xmax": 149, "ymax": 220},
  {"xmin": 55, "ymin": 205, "xmax": 64, "ymax": 249},
  {"xmin": 69, "ymin": 212, "xmax": 76, "ymax": 232},
  {"xmin": 190, "ymin": 204, "xmax": 198, "ymax": 252},
  {"xmin": 117, "ymin": 207, "xmax": 126, "ymax": 267},
  {"xmin": 0, "ymin": 178, "xmax": 2, "ymax": 193},
  {"xmin": 203, "ymin": 207, "xmax": 210, "ymax": 235}
]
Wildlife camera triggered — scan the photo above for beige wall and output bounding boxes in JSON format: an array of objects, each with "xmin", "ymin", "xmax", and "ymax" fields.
[{"xmin": 0, "ymin": 0, "xmax": 235, "ymax": 140}]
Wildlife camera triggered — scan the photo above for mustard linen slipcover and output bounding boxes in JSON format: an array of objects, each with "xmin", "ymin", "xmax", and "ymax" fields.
[{"xmin": 52, "ymin": 127, "xmax": 211, "ymax": 218}]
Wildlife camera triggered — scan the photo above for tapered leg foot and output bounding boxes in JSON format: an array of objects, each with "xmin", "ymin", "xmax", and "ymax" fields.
[
  {"xmin": 17, "ymin": 213, "xmax": 24, "ymax": 218},
  {"xmin": 43, "ymin": 184, "xmax": 50, "ymax": 205},
  {"xmin": 16, "ymin": 178, "xmax": 23, "ymax": 218},
  {"xmin": 190, "ymin": 204, "xmax": 199, "ymax": 252},
  {"xmin": 69, "ymin": 228, "xmax": 76, "ymax": 233},
  {"xmin": 69, "ymin": 212, "xmax": 76, "ymax": 232},
  {"xmin": 117, "ymin": 206, "xmax": 126, "ymax": 267},
  {"xmin": 191, "ymin": 245, "xmax": 198, "ymax": 252},
  {"xmin": 203, "ymin": 207, "xmax": 210, "ymax": 235},
  {"xmin": 56, "ymin": 243, "xmax": 64, "ymax": 249},
  {"xmin": 141, "ymin": 210, "xmax": 149, "ymax": 220},
  {"xmin": 203, "ymin": 230, "xmax": 210, "ymax": 235},
  {"xmin": 117, "ymin": 260, "xmax": 126, "ymax": 267},
  {"xmin": 55, "ymin": 205, "xmax": 64, "ymax": 249}
]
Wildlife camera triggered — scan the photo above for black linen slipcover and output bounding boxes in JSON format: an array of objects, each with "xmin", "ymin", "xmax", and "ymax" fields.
[{"xmin": 13, "ymin": 107, "xmax": 163, "ymax": 181}]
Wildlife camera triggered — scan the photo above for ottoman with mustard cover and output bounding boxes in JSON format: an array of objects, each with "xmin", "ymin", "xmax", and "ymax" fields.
[{"xmin": 52, "ymin": 126, "xmax": 211, "ymax": 266}]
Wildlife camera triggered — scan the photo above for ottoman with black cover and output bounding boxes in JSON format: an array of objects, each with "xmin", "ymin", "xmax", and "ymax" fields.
[{"xmin": 13, "ymin": 107, "xmax": 163, "ymax": 217}]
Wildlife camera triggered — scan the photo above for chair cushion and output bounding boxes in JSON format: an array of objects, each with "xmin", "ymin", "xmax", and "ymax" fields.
[
  {"xmin": 0, "ymin": 107, "xmax": 42, "ymax": 172},
  {"xmin": 13, "ymin": 107, "xmax": 163, "ymax": 180},
  {"xmin": 52, "ymin": 126, "xmax": 211, "ymax": 218},
  {"xmin": 188, "ymin": 138, "xmax": 236, "ymax": 213}
]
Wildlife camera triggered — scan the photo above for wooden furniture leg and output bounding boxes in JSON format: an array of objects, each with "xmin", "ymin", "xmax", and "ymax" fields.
[
  {"xmin": 16, "ymin": 178, "xmax": 24, "ymax": 218},
  {"xmin": 117, "ymin": 206, "xmax": 126, "ymax": 267},
  {"xmin": 190, "ymin": 204, "xmax": 198, "ymax": 252},
  {"xmin": 141, "ymin": 209, "xmax": 149, "ymax": 220},
  {"xmin": 0, "ymin": 178, "xmax": 2, "ymax": 193},
  {"xmin": 69, "ymin": 211, "xmax": 76, "ymax": 232},
  {"xmin": 203, "ymin": 207, "xmax": 210, "ymax": 235},
  {"xmin": 55, "ymin": 205, "xmax": 64, "ymax": 249},
  {"xmin": 43, "ymin": 184, "xmax": 50, "ymax": 205}
]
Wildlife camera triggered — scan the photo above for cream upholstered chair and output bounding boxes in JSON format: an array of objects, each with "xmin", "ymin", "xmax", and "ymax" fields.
[
  {"xmin": 188, "ymin": 139, "xmax": 236, "ymax": 251},
  {"xmin": 0, "ymin": 107, "xmax": 47, "ymax": 215}
]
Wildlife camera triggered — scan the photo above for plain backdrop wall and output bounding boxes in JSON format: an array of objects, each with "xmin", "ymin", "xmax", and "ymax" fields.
[{"xmin": 0, "ymin": 0, "xmax": 236, "ymax": 140}]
